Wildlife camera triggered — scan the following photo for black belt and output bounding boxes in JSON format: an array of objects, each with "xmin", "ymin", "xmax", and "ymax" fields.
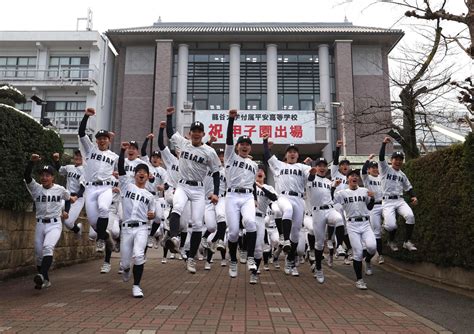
[
  {"xmin": 313, "ymin": 204, "xmax": 334, "ymax": 210},
  {"xmin": 374, "ymin": 201, "xmax": 382, "ymax": 205},
  {"xmin": 383, "ymin": 195, "xmax": 400, "ymax": 200},
  {"xmin": 150, "ymin": 191, "xmax": 157, "ymax": 196},
  {"xmin": 349, "ymin": 216, "xmax": 369, "ymax": 222},
  {"xmin": 281, "ymin": 191, "xmax": 303, "ymax": 198},
  {"xmin": 122, "ymin": 222, "xmax": 147, "ymax": 228},
  {"xmin": 228, "ymin": 188, "xmax": 253, "ymax": 194},
  {"xmin": 179, "ymin": 180, "xmax": 203, "ymax": 186},
  {"xmin": 86, "ymin": 180, "xmax": 118, "ymax": 186},
  {"xmin": 37, "ymin": 218, "xmax": 58, "ymax": 223},
  {"xmin": 256, "ymin": 212, "xmax": 264, "ymax": 217}
]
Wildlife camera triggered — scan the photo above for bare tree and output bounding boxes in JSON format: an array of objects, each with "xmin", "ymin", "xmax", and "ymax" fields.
[{"xmin": 451, "ymin": 77, "xmax": 474, "ymax": 130}]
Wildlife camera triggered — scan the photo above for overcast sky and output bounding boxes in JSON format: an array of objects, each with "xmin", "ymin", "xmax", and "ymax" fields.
[{"xmin": 0, "ymin": 0, "xmax": 471, "ymax": 77}]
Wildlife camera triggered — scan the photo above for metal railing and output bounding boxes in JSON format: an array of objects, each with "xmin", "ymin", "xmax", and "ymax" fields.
[
  {"xmin": 45, "ymin": 111, "xmax": 83, "ymax": 132},
  {"xmin": 0, "ymin": 65, "xmax": 98, "ymax": 84}
]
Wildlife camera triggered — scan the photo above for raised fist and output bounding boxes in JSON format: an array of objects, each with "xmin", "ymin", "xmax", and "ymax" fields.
[
  {"xmin": 52, "ymin": 153, "xmax": 60, "ymax": 161},
  {"xmin": 166, "ymin": 107, "xmax": 175, "ymax": 115},
  {"xmin": 121, "ymin": 142, "xmax": 130, "ymax": 150},
  {"xmin": 160, "ymin": 121, "xmax": 166, "ymax": 129},
  {"xmin": 31, "ymin": 154, "xmax": 41, "ymax": 162},
  {"xmin": 146, "ymin": 133, "xmax": 154, "ymax": 140},
  {"xmin": 383, "ymin": 137, "xmax": 391, "ymax": 144},
  {"xmin": 229, "ymin": 109, "xmax": 238, "ymax": 118},
  {"xmin": 336, "ymin": 140, "xmax": 343, "ymax": 147},
  {"xmin": 85, "ymin": 108, "xmax": 96, "ymax": 116}
]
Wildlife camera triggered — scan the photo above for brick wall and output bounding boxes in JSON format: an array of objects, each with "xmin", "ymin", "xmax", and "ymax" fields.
[{"xmin": 0, "ymin": 209, "xmax": 100, "ymax": 281}]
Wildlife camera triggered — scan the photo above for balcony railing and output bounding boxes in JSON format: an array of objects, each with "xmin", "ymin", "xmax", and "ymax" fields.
[
  {"xmin": 0, "ymin": 65, "xmax": 98, "ymax": 84},
  {"xmin": 46, "ymin": 111, "xmax": 83, "ymax": 132}
]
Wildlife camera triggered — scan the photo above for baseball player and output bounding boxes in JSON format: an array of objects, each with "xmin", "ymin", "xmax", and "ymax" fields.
[
  {"xmin": 78, "ymin": 108, "xmax": 118, "ymax": 273},
  {"xmin": 118, "ymin": 142, "xmax": 155, "ymax": 298},
  {"xmin": 331, "ymin": 139, "xmax": 352, "ymax": 264},
  {"xmin": 361, "ymin": 155, "xmax": 384, "ymax": 264},
  {"xmin": 225, "ymin": 109, "xmax": 259, "ymax": 280},
  {"xmin": 52, "ymin": 150, "xmax": 84, "ymax": 239},
  {"xmin": 166, "ymin": 107, "xmax": 221, "ymax": 274},
  {"xmin": 307, "ymin": 157, "xmax": 344, "ymax": 283},
  {"xmin": 24, "ymin": 154, "xmax": 71, "ymax": 290},
  {"xmin": 334, "ymin": 169, "xmax": 376, "ymax": 289},
  {"xmin": 254, "ymin": 165, "xmax": 278, "ymax": 284},
  {"xmin": 263, "ymin": 135, "xmax": 311, "ymax": 276},
  {"xmin": 379, "ymin": 137, "xmax": 418, "ymax": 251}
]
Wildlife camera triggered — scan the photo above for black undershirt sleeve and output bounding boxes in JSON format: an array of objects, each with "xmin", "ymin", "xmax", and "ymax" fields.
[{"xmin": 79, "ymin": 114, "xmax": 89, "ymax": 138}]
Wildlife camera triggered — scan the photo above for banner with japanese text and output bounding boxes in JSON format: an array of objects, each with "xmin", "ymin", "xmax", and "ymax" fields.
[{"xmin": 195, "ymin": 110, "xmax": 316, "ymax": 144}]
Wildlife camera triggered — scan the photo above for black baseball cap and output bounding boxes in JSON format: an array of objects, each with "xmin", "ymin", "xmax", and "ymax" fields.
[
  {"xmin": 95, "ymin": 129, "xmax": 110, "ymax": 139},
  {"xmin": 257, "ymin": 164, "xmax": 265, "ymax": 170},
  {"xmin": 129, "ymin": 141, "xmax": 139, "ymax": 149},
  {"xmin": 339, "ymin": 159, "xmax": 350, "ymax": 165},
  {"xmin": 391, "ymin": 151, "xmax": 405, "ymax": 159},
  {"xmin": 286, "ymin": 144, "xmax": 299, "ymax": 153},
  {"xmin": 134, "ymin": 163, "xmax": 150, "ymax": 174},
  {"xmin": 190, "ymin": 121, "xmax": 205, "ymax": 132},
  {"xmin": 40, "ymin": 165, "xmax": 55, "ymax": 175},
  {"xmin": 368, "ymin": 161, "xmax": 379, "ymax": 168},
  {"xmin": 216, "ymin": 148, "xmax": 225, "ymax": 155},
  {"xmin": 347, "ymin": 168, "xmax": 360, "ymax": 177},
  {"xmin": 237, "ymin": 135, "xmax": 252, "ymax": 145},
  {"xmin": 151, "ymin": 150, "xmax": 161, "ymax": 157},
  {"xmin": 315, "ymin": 157, "xmax": 328, "ymax": 166}
]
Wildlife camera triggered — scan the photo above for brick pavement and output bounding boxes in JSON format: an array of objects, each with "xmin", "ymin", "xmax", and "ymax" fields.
[{"xmin": 0, "ymin": 250, "xmax": 449, "ymax": 334}]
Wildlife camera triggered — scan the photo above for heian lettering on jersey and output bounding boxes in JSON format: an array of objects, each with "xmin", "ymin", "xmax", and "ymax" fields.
[
  {"xmin": 310, "ymin": 181, "xmax": 331, "ymax": 189},
  {"xmin": 386, "ymin": 173, "xmax": 404, "ymax": 182},
  {"xmin": 256, "ymin": 189, "xmax": 265, "ymax": 197},
  {"xmin": 90, "ymin": 153, "xmax": 115, "ymax": 166},
  {"xmin": 343, "ymin": 195, "xmax": 367, "ymax": 204},
  {"xmin": 36, "ymin": 194, "xmax": 61, "ymax": 203},
  {"xmin": 180, "ymin": 151, "xmax": 205, "ymax": 164},
  {"xmin": 369, "ymin": 180, "xmax": 381, "ymax": 186},
  {"xmin": 124, "ymin": 190, "xmax": 150, "ymax": 205},
  {"xmin": 280, "ymin": 168, "xmax": 302, "ymax": 176},
  {"xmin": 335, "ymin": 176, "xmax": 348, "ymax": 184},
  {"xmin": 231, "ymin": 160, "xmax": 256, "ymax": 173},
  {"xmin": 67, "ymin": 171, "xmax": 81, "ymax": 180},
  {"xmin": 171, "ymin": 164, "xmax": 179, "ymax": 172},
  {"xmin": 125, "ymin": 165, "xmax": 136, "ymax": 172}
]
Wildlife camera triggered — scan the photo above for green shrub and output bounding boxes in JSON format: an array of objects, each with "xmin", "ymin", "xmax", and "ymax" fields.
[
  {"xmin": 0, "ymin": 104, "xmax": 63, "ymax": 210},
  {"xmin": 387, "ymin": 133, "xmax": 474, "ymax": 269}
]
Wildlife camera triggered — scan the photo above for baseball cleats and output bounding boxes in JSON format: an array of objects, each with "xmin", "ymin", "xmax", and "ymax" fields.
[
  {"xmin": 365, "ymin": 262, "xmax": 373, "ymax": 276},
  {"xmin": 132, "ymin": 285, "xmax": 144, "ymax": 298},
  {"xmin": 263, "ymin": 243, "xmax": 271, "ymax": 253},
  {"xmin": 344, "ymin": 257, "xmax": 352, "ymax": 265},
  {"xmin": 147, "ymin": 236, "xmax": 155, "ymax": 248},
  {"xmin": 229, "ymin": 261, "xmax": 238, "ymax": 278},
  {"xmin": 308, "ymin": 249, "xmax": 316, "ymax": 262},
  {"xmin": 247, "ymin": 257, "xmax": 257, "ymax": 271},
  {"xmin": 161, "ymin": 258, "xmax": 167, "ymax": 264},
  {"xmin": 284, "ymin": 259, "xmax": 292, "ymax": 275},
  {"xmin": 204, "ymin": 262, "xmax": 211, "ymax": 270},
  {"xmin": 186, "ymin": 258, "xmax": 197, "ymax": 274},
  {"xmin": 34, "ymin": 274, "xmax": 44, "ymax": 290},
  {"xmin": 327, "ymin": 255, "xmax": 334, "ymax": 267},
  {"xmin": 291, "ymin": 266, "xmax": 299, "ymax": 277},
  {"xmin": 355, "ymin": 279, "xmax": 368, "ymax": 290},
  {"xmin": 239, "ymin": 251, "xmax": 247, "ymax": 264},
  {"xmin": 249, "ymin": 273, "xmax": 258, "ymax": 285},
  {"xmin": 403, "ymin": 240, "xmax": 417, "ymax": 251},
  {"xmin": 282, "ymin": 240, "xmax": 291, "ymax": 253},
  {"xmin": 201, "ymin": 237, "xmax": 210, "ymax": 249},
  {"xmin": 95, "ymin": 239, "xmax": 105, "ymax": 253},
  {"xmin": 122, "ymin": 268, "xmax": 131, "ymax": 282},
  {"xmin": 216, "ymin": 239, "xmax": 225, "ymax": 251},
  {"xmin": 263, "ymin": 264, "xmax": 270, "ymax": 271},
  {"xmin": 378, "ymin": 255, "xmax": 385, "ymax": 264},
  {"xmin": 388, "ymin": 241, "xmax": 399, "ymax": 252},
  {"xmin": 221, "ymin": 259, "xmax": 227, "ymax": 267},
  {"xmin": 336, "ymin": 245, "xmax": 346, "ymax": 257},
  {"xmin": 273, "ymin": 259, "xmax": 280, "ymax": 269},
  {"xmin": 314, "ymin": 270, "xmax": 325, "ymax": 284},
  {"xmin": 327, "ymin": 239, "xmax": 334, "ymax": 250},
  {"xmin": 100, "ymin": 262, "xmax": 111, "ymax": 274},
  {"xmin": 165, "ymin": 236, "xmax": 180, "ymax": 253},
  {"xmin": 42, "ymin": 280, "xmax": 51, "ymax": 289}
]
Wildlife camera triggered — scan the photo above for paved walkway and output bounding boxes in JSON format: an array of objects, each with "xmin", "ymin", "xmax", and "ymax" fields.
[{"xmin": 0, "ymin": 251, "xmax": 450, "ymax": 334}]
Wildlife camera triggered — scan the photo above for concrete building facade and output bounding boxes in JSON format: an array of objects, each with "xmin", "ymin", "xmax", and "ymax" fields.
[
  {"xmin": 0, "ymin": 31, "xmax": 115, "ymax": 151},
  {"xmin": 105, "ymin": 22, "xmax": 403, "ymax": 158}
]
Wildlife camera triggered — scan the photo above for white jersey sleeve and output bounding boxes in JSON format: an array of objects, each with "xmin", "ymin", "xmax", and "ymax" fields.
[
  {"xmin": 267, "ymin": 155, "xmax": 283, "ymax": 176},
  {"xmin": 79, "ymin": 135, "xmax": 94, "ymax": 157}
]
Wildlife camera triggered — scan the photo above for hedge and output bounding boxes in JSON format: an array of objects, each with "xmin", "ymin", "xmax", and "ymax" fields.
[
  {"xmin": 0, "ymin": 104, "xmax": 63, "ymax": 211},
  {"xmin": 387, "ymin": 133, "xmax": 474, "ymax": 269}
]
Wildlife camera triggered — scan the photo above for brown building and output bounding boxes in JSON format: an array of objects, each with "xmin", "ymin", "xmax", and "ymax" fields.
[{"xmin": 106, "ymin": 22, "xmax": 403, "ymax": 160}]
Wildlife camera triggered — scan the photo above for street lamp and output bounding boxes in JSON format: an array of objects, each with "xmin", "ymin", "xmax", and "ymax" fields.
[
  {"xmin": 31, "ymin": 95, "xmax": 52, "ymax": 127},
  {"xmin": 330, "ymin": 102, "xmax": 347, "ymax": 158}
]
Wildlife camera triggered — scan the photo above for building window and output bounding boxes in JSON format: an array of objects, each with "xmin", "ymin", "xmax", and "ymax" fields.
[
  {"xmin": 45, "ymin": 101, "xmax": 86, "ymax": 130},
  {"xmin": 0, "ymin": 57, "xmax": 36, "ymax": 78},
  {"xmin": 278, "ymin": 54, "xmax": 320, "ymax": 110},
  {"xmin": 16, "ymin": 101, "xmax": 32, "ymax": 113},
  {"xmin": 240, "ymin": 54, "xmax": 267, "ymax": 110},
  {"xmin": 184, "ymin": 53, "xmax": 229, "ymax": 110},
  {"xmin": 49, "ymin": 56, "xmax": 90, "ymax": 79}
]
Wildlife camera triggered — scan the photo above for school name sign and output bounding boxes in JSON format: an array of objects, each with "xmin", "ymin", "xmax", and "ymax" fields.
[{"xmin": 195, "ymin": 110, "xmax": 316, "ymax": 144}]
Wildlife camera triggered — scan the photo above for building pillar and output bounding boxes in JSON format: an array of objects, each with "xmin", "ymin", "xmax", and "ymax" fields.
[
  {"xmin": 266, "ymin": 44, "xmax": 278, "ymax": 111},
  {"xmin": 334, "ymin": 40, "xmax": 355, "ymax": 156},
  {"xmin": 153, "ymin": 40, "xmax": 173, "ymax": 136},
  {"xmin": 318, "ymin": 44, "xmax": 332, "ymax": 161},
  {"xmin": 229, "ymin": 44, "xmax": 240, "ymax": 110},
  {"xmin": 176, "ymin": 43, "xmax": 189, "ymax": 132}
]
